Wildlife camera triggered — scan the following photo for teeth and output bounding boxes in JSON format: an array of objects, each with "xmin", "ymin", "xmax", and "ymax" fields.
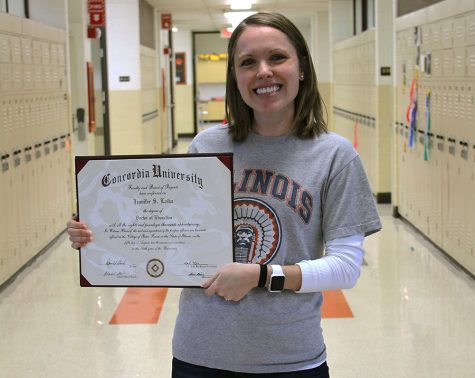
[{"xmin": 256, "ymin": 85, "xmax": 280, "ymax": 95}]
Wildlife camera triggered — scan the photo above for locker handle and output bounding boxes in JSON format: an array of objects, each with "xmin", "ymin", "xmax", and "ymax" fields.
[
  {"xmin": 448, "ymin": 141, "xmax": 456, "ymax": 155},
  {"xmin": 459, "ymin": 142, "xmax": 469, "ymax": 160},
  {"xmin": 34, "ymin": 145, "xmax": 42, "ymax": 159},
  {"xmin": 1, "ymin": 154, "xmax": 9, "ymax": 172}
]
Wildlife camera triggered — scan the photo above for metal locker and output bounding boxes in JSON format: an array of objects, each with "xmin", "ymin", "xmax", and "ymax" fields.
[
  {"xmin": 31, "ymin": 144, "xmax": 42, "ymax": 247},
  {"xmin": 0, "ymin": 154, "xmax": 12, "ymax": 285},
  {"xmin": 458, "ymin": 142, "xmax": 472, "ymax": 271},
  {"xmin": 422, "ymin": 24, "xmax": 431, "ymax": 49},
  {"xmin": 50, "ymin": 43, "xmax": 58, "ymax": 66},
  {"xmin": 7, "ymin": 151, "xmax": 22, "ymax": 276},
  {"xmin": 441, "ymin": 19, "xmax": 453, "ymax": 49},
  {"xmin": 0, "ymin": 169, "xmax": 6, "ymax": 284},
  {"xmin": 22, "ymin": 63, "xmax": 33, "ymax": 90},
  {"xmin": 23, "ymin": 146, "xmax": 34, "ymax": 260},
  {"xmin": 9, "ymin": 35, "xmax": 21, "ymax": 64},
  {"xmin": 32, "ymin": 40, "xmax": 42, "ymax": 65},
  {"xmin": 442, "ymin": 49, "xmax": 454, "ymax": 77},
  {"xmin": 431, "ymin": 22, "xmax": 442, "ymax": 50},
  {"xmin": 33, "ymin": 65, "xmax": 42, "ymax": 90},
  {"xmin": 0, "ymin": 63, "xmax": 12, "ymax": 91},
  {"xmin": 11, "ymin": 95, "xmax": 24, "ymax": 150},
  {"xmin": 467, "ymin": 46, "xmax": 475, "ymax": 76},
  {"xmin": 453, "ymin": 47, "xmax": 465, "ymax": 77},
  {"xmin": 465, "ymin": 13, "xmax": 475, "ymax": 46},
  {"xmin": 12, "ymin": 64, "xmax": 22, "ymax": 91},
  {"xmin": 16, "ymin": 149, "xmax": 30, "ymax": 265},
  {"xmin": 0, "ymin": 33, "xmax": 11, "ymax": 63},
  {"xmin": 2, "ymin": 97, "xmax": 14, "ymax": 151},
  {"xmin": 41, "ymin": 41, "xmax": 50, "ymax": 66},
  {"xmin": 20, "ymin": 37, "xmax": 32, "ymax": 65},
  {"xmin": 453, "ymin": 17, "xmax": 465, "ymax": 47},
  {"xmin": 468, "ymin": 85, "xmax": 475, "ymax": 141}
]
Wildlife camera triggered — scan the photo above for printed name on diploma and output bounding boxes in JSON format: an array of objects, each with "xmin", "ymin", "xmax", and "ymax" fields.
[{"xmin": 101, "ymin": 164, "xmax": 204, "ymax": 189}]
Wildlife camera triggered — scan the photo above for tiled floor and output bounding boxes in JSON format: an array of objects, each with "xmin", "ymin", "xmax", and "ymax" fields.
[{"xmin": 1, "ymin": 140, "xmax": 474, "ymax": 378}]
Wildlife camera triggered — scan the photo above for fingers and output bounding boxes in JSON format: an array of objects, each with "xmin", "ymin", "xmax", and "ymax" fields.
[
  {"xmin": 202, "ymin": 272, "xmax": 218, "ymax": 290},
  {"xmin": 67, "ymin": 218, "xmax": 93, "ymax": 250},
  {"xmin": 202, "ymin": 263, "xmax": 256, "ymax": 302},
  {"xmin": 67, "ymin": 219, "xmax": 86, "ymax": 229},
  {"xmin": 71, "ymin": 241, "xmax": 90, "ymax": 250}
]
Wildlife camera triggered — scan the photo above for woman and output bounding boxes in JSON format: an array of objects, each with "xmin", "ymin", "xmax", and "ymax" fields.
[{"xmin": 68, "ymin": 12, "xmax": 381, "ymax": 377}]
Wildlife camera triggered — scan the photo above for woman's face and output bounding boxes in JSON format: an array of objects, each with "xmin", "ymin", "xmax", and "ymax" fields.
[{"xmin": 233, "ymin": 26, "xmax": 302, "ymax": 121}]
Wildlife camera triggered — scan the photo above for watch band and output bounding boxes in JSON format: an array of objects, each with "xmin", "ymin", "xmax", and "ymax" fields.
[
  {"xmin": 271, "ymin": 265, "xmax": 283, "ymax": 276},
  {"xmin": 257, "ymin": 264, "xmax": 267, "ymax": 288}
]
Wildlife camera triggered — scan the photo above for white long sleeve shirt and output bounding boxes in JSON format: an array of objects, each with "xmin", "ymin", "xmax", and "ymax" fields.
[{"xmin": 296, "ymin": 234, "xmax": 365, "ymax": 293}]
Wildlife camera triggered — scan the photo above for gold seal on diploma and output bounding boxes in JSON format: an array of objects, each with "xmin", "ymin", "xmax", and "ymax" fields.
[{"xmin": 146, "ymin": 259, "xmax": 165, "ymax": 278}]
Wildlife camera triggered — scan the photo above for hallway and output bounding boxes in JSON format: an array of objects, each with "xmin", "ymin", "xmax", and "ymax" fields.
[{"xmin": 1, "ymin": 202, "xmax": 474, "ymax": 378}]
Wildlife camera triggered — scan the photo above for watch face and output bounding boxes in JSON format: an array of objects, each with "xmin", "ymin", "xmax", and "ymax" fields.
[{"xmin": 270, "ymin": 276, "xmax": 285, "ymax": 291}]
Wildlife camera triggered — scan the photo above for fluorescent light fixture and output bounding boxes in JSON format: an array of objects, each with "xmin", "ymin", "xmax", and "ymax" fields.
[
  {"xmin": 224, "ymin": 11, "xmax": 257, "ymax": 26},
  {"xmin": 230, "ymin": 0, "xmax": 253, "ymax": 10},
  {"xmin": 172, "ymin": 27, "xmax": 178, "ymax": 32}
]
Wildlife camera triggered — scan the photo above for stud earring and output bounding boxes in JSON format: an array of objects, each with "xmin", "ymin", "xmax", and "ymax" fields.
[{"xmin": 299, "ymin": 74, "xmax": 304, "ymax": 81}]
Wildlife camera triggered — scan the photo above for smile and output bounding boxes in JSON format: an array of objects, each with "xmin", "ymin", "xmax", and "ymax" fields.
[{"xmin": 254, "ymin": 85, "xmax": 282, "ymax": 95}]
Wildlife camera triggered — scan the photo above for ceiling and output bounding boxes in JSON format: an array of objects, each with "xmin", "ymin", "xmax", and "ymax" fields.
[{"xmin": 146, "ymin": 0, "xmax": 329, "ymax": 31}]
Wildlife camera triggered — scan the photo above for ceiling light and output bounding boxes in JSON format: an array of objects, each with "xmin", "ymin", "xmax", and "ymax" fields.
[
  {"xmin": 230, "ymin": 0, "xmax": 253, "ymax": 10},
  {"xmin": 224, "ymin": 11, "xmax": 257, "ymax": 26},
  {"xmin": 172, "ymin": 27, "xmax": 178, "ymax": 32}
]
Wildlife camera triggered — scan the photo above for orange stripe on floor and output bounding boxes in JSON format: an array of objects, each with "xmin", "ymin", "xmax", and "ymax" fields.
[
  {"xmin": 109, "ymin": 288, "xmax": 168, "ymax": 325},
  {"xmin": 321, "ymin": 290, "xmax": 353, "ymax": 318},
  {"xmin": 109, "ymin": 288, "xmax": 351, "ymax": 324}
]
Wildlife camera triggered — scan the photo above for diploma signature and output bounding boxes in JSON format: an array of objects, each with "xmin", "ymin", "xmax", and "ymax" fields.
[
  {"xmin": 103, "ymin": 271, "xmax": 137, "ymax": 278},
  {"xmin": 105, "ymin": 258, "xmax": 127, "ymax": 266},
  {"xmin": 182, "ymin": 261, "xmax": 217, "ymax": 269},
  {"xmin": 188, "ymin": 272, "xmax": 204, "ymax": 277}
]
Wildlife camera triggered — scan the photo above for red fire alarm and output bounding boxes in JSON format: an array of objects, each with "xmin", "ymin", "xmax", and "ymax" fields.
[
  {"xmin": 161, "ymin": 13, "xmax": 172, "ymax": 29},
  {"xmin": 163, "ymin": 47, "xmax": 170, "ymax": 55}
]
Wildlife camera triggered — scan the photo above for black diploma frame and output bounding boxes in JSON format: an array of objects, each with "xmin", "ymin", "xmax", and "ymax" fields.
[{"xmin": 76, "ymin": 153, "xmax": 234, "ymax": 287}]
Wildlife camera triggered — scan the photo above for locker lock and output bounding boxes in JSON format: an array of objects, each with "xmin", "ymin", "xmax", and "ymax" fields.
[
  {"xmin": 35, "ymin": 143, "xmax": 42, "ymax": 159},
  {"xmin": 1, "ymin": 154, "xmax": 9, "ymax": 173},
  {"xmin": 436, "ymin": 135, "xmax": 444, "ymax": 152},
  {"xmin": 448, "ymin": 138, "xmax": 456, "ymax": 156},
  {"xmin": 52, "ymin": 138, "xmax": 59, "ymax": 152},
  {"xmin": 13, "ymin": 150, "xmax": 21, "ymax": 167},
  {"xmin": 24, "ymin": 147, "xmax": 32, "ymax": 162},
  {"xmin": 44, "ymin": 141, "xmax": 51, "ymax": 155},
  {"xmin": 459, "ymin": 142, "xmax": 468, "ymax": 160}
]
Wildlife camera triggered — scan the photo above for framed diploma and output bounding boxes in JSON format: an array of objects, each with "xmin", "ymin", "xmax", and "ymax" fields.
[{"xmin": 75, "ymin": 153, "xmax": 234, "ymax": 287}]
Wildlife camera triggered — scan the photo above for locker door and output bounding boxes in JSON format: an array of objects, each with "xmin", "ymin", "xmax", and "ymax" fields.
[{"xmin": 0, "ymin": 154, "xmax": 8, "ymax": 284}]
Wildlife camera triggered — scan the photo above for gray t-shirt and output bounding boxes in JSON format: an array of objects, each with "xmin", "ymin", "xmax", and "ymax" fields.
[{"xmin": 172, "ymin": 125, "xmax": 381, "ymax": 373}]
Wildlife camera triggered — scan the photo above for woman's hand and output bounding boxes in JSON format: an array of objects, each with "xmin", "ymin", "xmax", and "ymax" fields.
[
  {"xmin": 67, "ymin": 218, "xmax": 93, "ymax": 249},
  {"xmin": 202, "ymin": 263, "xmax": 259, "ymax": 302}
]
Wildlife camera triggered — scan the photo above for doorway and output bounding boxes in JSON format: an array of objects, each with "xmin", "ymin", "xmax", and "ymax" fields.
[
  {"xmin": 90, "ymin": 27, "xmax": 110, "ymax": 155},
  {"xmin": 192, "ymin": 32, "xmax": 228, "ymax": 134}
]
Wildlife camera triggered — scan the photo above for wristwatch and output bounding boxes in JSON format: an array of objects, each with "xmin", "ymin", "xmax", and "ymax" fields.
[{"xmin": 268, "ymin": 265, "xmax": 285, "ymax": 292}]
